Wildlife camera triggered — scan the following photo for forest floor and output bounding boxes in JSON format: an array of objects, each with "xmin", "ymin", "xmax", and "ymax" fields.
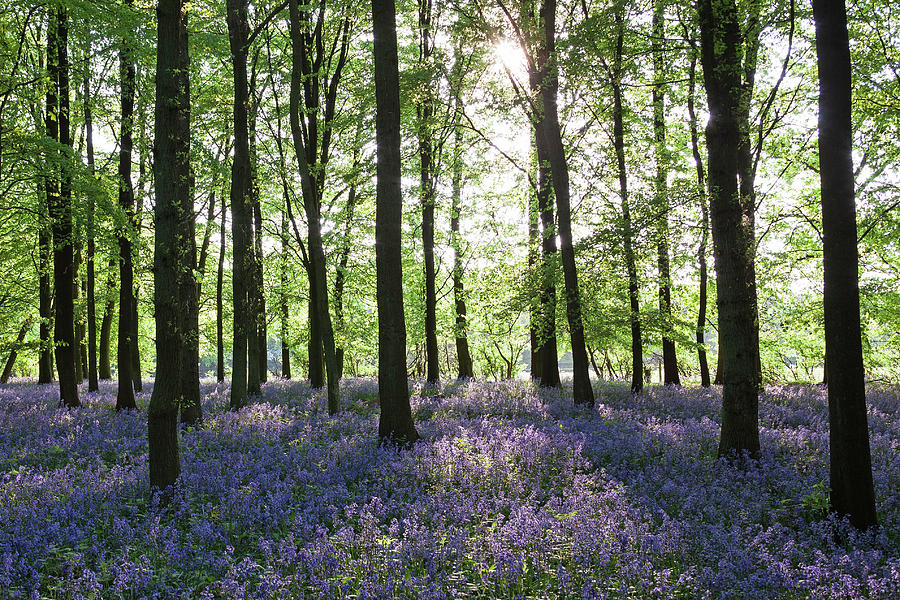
[{"xmin": 1, "ymin": 377, "xmax": 898, "ymax": 599}]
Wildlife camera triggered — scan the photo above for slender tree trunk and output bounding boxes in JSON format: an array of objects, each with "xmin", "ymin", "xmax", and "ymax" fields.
[
  {"xmin": 288, "ymin": 0, "xmax": 340, "ymax": 414},
  {"xmin": 246, "ymin": 70, "xmax": 262, "ymax": 395},
  {"xmin": 538, "ymin": 0, "xmax": 593, "ymax": 406},
  {"xmin": 334, "ymin": 180, "xmax": 359, "ymax": 380},
  {"xmin": 528, "ymin": 184, "xmax": 542, "ymax": 382},
  {"xmin": 48, "ymin": 7, "xmax": 79, "ymax": 408},
  {"xmin": 253, "ymin": 200, "xmax": 267, "ymax": 382},
  {"xmin": 611, "ymin": 9, "xmax": 643, "ymax": 395},
  {"xmin": 1, "ymin": 318, "xmax": 32, "ymax": 383},
  {"xmin": 216, "ymin": 193, "xmax": 226, "ymax": 382},
  {"xmin": 149, "ymin": 0, "xmax": 190, "ymax": 494},
  {"xmin": 417, "ymin": 0, "xmax": 440, "ymax": 386},
  {"xmin": 687, "ymin": 50, "xmax": 711, "ymax": 388},
  {"xmin": 652, "ymin": 0, "xmax": 679, "ymax": 385},
  {"xmin": 451, "ymin": 124, "xmax": 473, "ymax": 379},
  {"xmin": 84, "ymin": 61, "xmax": 99, "ymax": 392},
  {"xmin": 697, "ymin": 0, "xmax": 761, "ymax": 458},
  {"xmin": 39, "ymin": 199, "xmax": 53, "ymax": 383},
  {"xmin": 116, "ymin": 9, "xmax": 137, "ymax": 410},
  {"xmin": 280, "ymin": 204, "xmax": 291, "ymax": 379},
  {"xmin": 99, "ymin": 263, "xmax": 115, "ymax": 380},
  {"xmin": 131, "ymin": 287, "xmax": 142, "ymax": 391},
  {"xmin": 226, "ymin": 0, "xmax": 253, "ymax": 410},
  {"xmin": 813, "ymin": 0, "xmax": 877, "ymax": 530},
  {"xmin": 372, "ymin": 0, "xmax": 418, "ymax": 445}
]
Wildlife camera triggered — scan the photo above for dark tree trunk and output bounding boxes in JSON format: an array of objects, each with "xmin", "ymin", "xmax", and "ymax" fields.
[
  {"xmin": 1, "ymin": 318, "xmax": 32, "ymax": 383},
  {"xmin": 533, "ymin": 123, "xmax": 561, "ymax": 389},
  {"xmin": 47, "ymin": 7, "xmax": 79, "ymax": 408},
  {"xmin": 372, "ymin": 0, "xmax": 418, "ymax": 445},
  {"xmin": 528, "ymin": 185, "xmax": 542, "ymax": 382},
  {"xmin": 226, "ymin": 0, "xmax": 254, "ymax": 410},
  {"xmin": 288, "ymin": 0, "xmax": 341, "ymax": 414},
  {"xmin": 687, "ymin": 50, "xmax": 711, "ymax": 388},
  {"xmin": 216, "ymin": 193, "xmax": 226, "ymax": 382},
  {"xmin": 538, "ymin": 0, "xmax": 593, "ymax": 406},
  {"xmin": 652, "ymin": 0, "xmax": 679, "ymax": 385},
  {"xmin": 417, "ymin": 0, "xmax": 439, "ymax": 386},
  {"xmin": 253, "ymin": 200, "xmax": 267, "ymax": 382},
  {"xmin": 246, "ymin": 70, "xmax": 262, "ymax": 395},
  {"xmin": 98, "ymin": 260, "xmax": 115, "ymax": 380},
  {"xmin": 611, "ymin": 9, "xmax": 643, "ymax": 395},
  {"xmin": 307, "ymin": 286, "xmax": 324, "ymax": 386},
  {"xmin": 116, "ymin": 11, "xmax": 137, "ymax": 410},
  {"xmin": 450, "ymin": 125, "xmax": 473, "ymax": 380},
  {"xmin": 84, "ymin": 63, "xmax": 99, "ymax": 392},
  {"xmin": 334, "ymin": 179, "xmax": 359, "ymax": 381},
  {"xmin": 149, "ymin": 0, "xmax": 191, "ymax": 494},
  {"xmin": 812, "ymin": 0, "xmax": 878, "ymax": 530},
  {"xmin": 280, "ymin": 205, "xmax": 291, "ymax": 379},
  {"xmin": 131, "ymin": 287, "xmax": 142, "ymax": 391},
  {"xmin": 697, "ymin": 0, "xmax": 761, "ymax": 458},
  {"xmin": 178, "ymin": 201, "xmax": 201, "ymax": 426},
  {"xmin": 39, "ymin": 205, "xmax": 53, "ymax": 383}
]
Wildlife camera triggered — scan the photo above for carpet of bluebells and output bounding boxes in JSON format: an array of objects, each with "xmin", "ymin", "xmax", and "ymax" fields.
[{"xmin": 1, "ymin": 377, "xmax": 898, "ymax": 599}]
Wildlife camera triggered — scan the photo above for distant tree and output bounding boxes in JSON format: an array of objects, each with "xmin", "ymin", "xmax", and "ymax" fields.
[
  {"xmin": 812, "ymin": 0, "xmax": 878, "ymax": 530},
  {"xmin": 149, "ymin": 0, "xmax": 191, "ymax": 493},
  {"xmin": 372, "ymin": 0, "xmax": 418, "ymax": 445}
]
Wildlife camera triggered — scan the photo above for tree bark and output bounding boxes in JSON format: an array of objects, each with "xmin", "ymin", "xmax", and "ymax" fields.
[
  {"xmin": 812, "ymin": 0, "xmax": 878, "ymax": 530},
  {"xmin": 47, "ymin": 6, "xmax": 79, "ymax": 408},
  {"xmin": 116, "ymin": 8, "xmax": 137, "ymax": 410},
  {"xmin": 450, "ymin": 122, "xmax": 473, "ymax": 379},
  {"xmin": 697, "ymin": 0, "xmax": 761, "ymax": 458},
  {"xmin": 611, "ymin": 8, "xmax": 643, "ymax": 395},
  {"xmin": 150, "ymin": 0, "xmax": 191, "ymax": 494},
  {"xmin": 98, "ymin": 259, "xmax": 115, "ymax": 380},
  {"xmin": 226, "ymin": 0, "xmax": 254, "ymax": 410},
  {"xmin": 538, "ymin": 0, "xmax": 593, "ymax": 406},
  {"xmin": 372, "ymin": 0, "xmax": 418, "ymax": 445},
  {"xmin": 687, "ymin": 49, "xmax": 711, "ymax": 388},
  {"xmin": 280, "ymin": 204, "xmax": 291, "ymax": 379},
  {"xmin": 246, "ymin": 65, "xmax": 262, "ymax": 395},
  {"xmin": 652, "ymin": 0, "xmax": 679, "ymax": 385},
  {"xmin": 39, "ymin": 197, "xmax": 53, "ymax": 383},
  {"xmin": 84, "ymin": 60, "xmax": 99, "ymax": 392},
  {"xmin": 288, "ymin": 0, "xmax": 341, "ymax": 414},
  {"xmin": 217, "ymin": 192, "xmax": 226, "ymax": 382},
  {"xmin": 417, "ymin": 0, "xmax": 440, "ymax": 386}
]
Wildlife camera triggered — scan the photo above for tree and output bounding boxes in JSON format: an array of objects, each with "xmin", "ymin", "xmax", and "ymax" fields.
[
  {"xmin": 372, "ymin": 0, "xmax": 418, "ymax": 446},
  {"xmin": 47, "ymin": 5, "xmax": 79, "ymax": 408},
  {"xmin": 226, "ymin": 0, "xmax": 256, "ymax": 410},
  {"xmin": 812, "ymin": 0, "xmax": 878, "ymax": 530},
  {"xmin": 148, "ymin": 0, "xmax": 191, "ymax": 493},
  {"xmin": 116, "ymin": 0, "xmax": 137, "ymax": 411},
  {"xmin": 696, "ymin": 0, "xmax": 761, "ymax": 457},
  {"xmin": 652, "ymin": 0, "xmax": 679, "ymax": 385}
]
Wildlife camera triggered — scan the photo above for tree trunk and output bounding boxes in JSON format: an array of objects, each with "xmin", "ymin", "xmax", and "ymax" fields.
[
  {"xmin": 697, "ymin": 0, "xmax": 761, "ymax": 458},
  {"xmin": 687, "ymin": 49, "xmax": 711, "ymax": 388},
  {"xmin": 48, "ymin": 7, "xmax": 80, "ymax": 408},
  {"xmin": 131, "ymin": 287, "xmax": 142, "ymax": 391},
  {"xmin": 216, "ymin": 192, "xmax": 226, "ymax": 382},
  {"xmin": 280, "ymin": 204, "xmax": 291, "ymax": 379},
  {"xmin": 247, "ymin": 70, "xmax": 262, "ymax": 395},
  {"xmin": 98, "ymin": 260, "xmax": 115, "ymax": 380},
  {"xmin": 372, "ymin": 0, "xmax": 418, "ymax": 445},
  {"xmin": 1, "ymin": 318, "xmax": 32, "ymax": 383},
  {"xmin": 226, "ymin": 0, "xmax": 253, "ymax": 410},
  {"xmin": 812, "ymin": 0, "xmax": 878, "ymax": 530},
  {"xmin": 417, "ymin": 0, "xmax": 440, "ymax": 386},
  {"xmin": 288, "ymin": 0, "xmax": 340, "ymax": 414},
  {"xmin": 149, "ymin": 0, "xmax": 190, "ymax": 494},
  {"xmin": 612, "ymin": 8, "xmax": 643, "ymax": 395},
  {"xmin": 334, "ymin": 179, "xmax": 359, "ymax": 381},
  {"xmin": 84, "ymin": 62, "xmax": 99, "ymax": 392},
  {"xmin": 116, "ymin": 10, "xmax": 137, "ymax": 410},
  {"xmin": 450, "ymin": 122, "xmax": 473, "ymax": 380},
  {"xmin": 538, "ymin": 0, "xmax": 593, "ymax": 406},
  {"xmin": 39, "ymin": 201, "xmax": 53, "ymax": 383},
  {"xmin": 652, "ymin": 0, "xmax": 679, "ymax": 385},
  {"xmin": 253, "ymin": 200, "xmax": 267, "ymax": 382}
]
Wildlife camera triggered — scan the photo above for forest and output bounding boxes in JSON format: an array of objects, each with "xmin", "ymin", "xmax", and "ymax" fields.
[{"xmin": 0, "ymin": 0, "xmax": 898, "ymax": 597}]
